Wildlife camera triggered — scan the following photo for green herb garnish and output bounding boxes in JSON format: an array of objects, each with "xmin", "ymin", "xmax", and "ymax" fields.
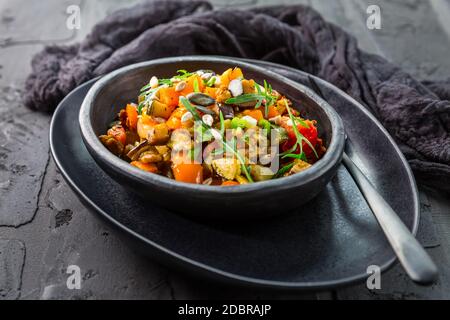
[
  {"xmin": 224, "ymin": 80, "xmax": 276, "ymax": 118},
  {"xmin": 181, "ymin": 97, "xmax": 253, "ymax": 183},
  {"xmin": 193, "ymin": 78, "xmax": 200, "ymax": 92},
  {"xmin": 180, "ymin": 97, "xmax": 201, "ymax": 121},
  {"xmin": 282, "ymin": 152, "xmax": 308, "ymax": 162},
  {"xmin": 206, "ymin": 76, "xmax": 216, "ymax": 87},
  {"xmin": 281, "ymin": 101, "xmax": 318, "ymax": 158},
  {"xmin": 274, "ymin": 162, "xmax": 295, "ymax": 178}
]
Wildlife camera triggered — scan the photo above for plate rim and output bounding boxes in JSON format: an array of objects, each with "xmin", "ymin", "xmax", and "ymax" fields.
[{"xmin": 49, "ymin": 57, "xmax": 419, "ymax": 291}]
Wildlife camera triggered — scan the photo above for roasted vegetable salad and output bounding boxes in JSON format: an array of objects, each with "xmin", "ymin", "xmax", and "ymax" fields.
[{"xmin": 99, "ymin": 68, "xmax": 326, "ymax": 186}]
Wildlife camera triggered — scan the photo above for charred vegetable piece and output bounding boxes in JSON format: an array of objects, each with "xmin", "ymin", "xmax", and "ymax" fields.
[
  {"xmin": 130, "ymin": 161, "xmax": 158, "ymax": 173},
  {"xmin": 215, "ymin": 87, "xmax": 232, "ymax": 103},
  {"xmin": 146, "ymin": 100, "xmax": 175, "ymax": 119},
  {"xmin": 250, "ymin": 165, "xmax": 275, "ymax": 182},
  {"xmin": 127, "ymin": 140, "xmax": 150, "ymax": 161},
  {"xmin": 107, "ymin": 125, "xmax": 126, "ymax": 145},
  {"xmin": 286, "ymin": 159, "xmax": 311, "ymax": 176},
  {"xmin": 147, "ymin": 123, "xmax": 170, "ymax": 145},
  {"xmin": 218, "ymin": 104, "xmax": 234, "ymax": 120},
  {"xmin": 99, "ymin": 135, "xmax": 124, "ymax": 156},
  {"xmin": 212, "ymin": 158, "xmax": 241, "ymax": 180},
  {"xmin": 139, "ymin": 151, "xmax": 163, "ymax": 163}
]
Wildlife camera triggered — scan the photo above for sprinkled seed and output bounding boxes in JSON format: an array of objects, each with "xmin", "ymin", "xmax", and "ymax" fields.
[
  {"xmin": 201, "ymin": 72, "xmax": 213, "ymax": 80},
  {"xmin": 214, "ymin": 76, "xmax": 221, "ymax": 86},
  {"xmin": 175, "ymin": 81, "xmax": 186, "ymax": 92},
  {"xmin": 181, "ymin": 111, "xmax": 193, "ymax": 123},
  {"xmin": 210, "ymin": 129, "xmax": 223, "ymax": 141},
  {"xmin": 286, "ymin": 119, "xmax": 294, "ymax": 126},
  {"xmin": 202, "ymin": 114, "xmax": 214, "ymax": 127},
  {"xmin": 259, "ymin": 154, "xmax": 273, "ymax": 165},
  {"xmin": 203, "ymin": 177, "xmax": 213, "ymax": 185},
  {"xmin": 150, "ymin": 76, "xmax": 159, "ymax": 89},
  {"xmin": 269, "ymin": 115, "xmax": 282, "ymax": 125}
]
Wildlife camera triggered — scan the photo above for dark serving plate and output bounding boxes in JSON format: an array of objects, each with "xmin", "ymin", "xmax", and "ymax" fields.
[
  {"xmin": 50, "ymin": 59, "xmax": 419, "ymax": 291},
  {"xmin": 79, "ymin": 57, "xmax": 345, "ymax": 220}
]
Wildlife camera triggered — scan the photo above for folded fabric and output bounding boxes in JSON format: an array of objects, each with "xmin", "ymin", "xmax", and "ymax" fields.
[{"xmin": 24, "ymin": 0, "xmax": 450, "ymax": 192}]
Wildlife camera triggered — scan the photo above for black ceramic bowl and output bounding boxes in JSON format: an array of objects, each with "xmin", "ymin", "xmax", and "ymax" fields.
[{"xmin": 79, "ymin": 56, "xmax": 345, "ymax": 220}]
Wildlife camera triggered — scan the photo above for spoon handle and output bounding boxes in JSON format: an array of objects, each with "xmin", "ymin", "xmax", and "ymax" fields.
[{"xmin": 342, "ymin": 152, "xmax": 438, "ymax": 285}]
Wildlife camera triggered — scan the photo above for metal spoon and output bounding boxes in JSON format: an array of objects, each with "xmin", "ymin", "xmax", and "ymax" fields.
[{"xmin": 307, "ymin": 75, "xmax": 438, "ymax": 285}]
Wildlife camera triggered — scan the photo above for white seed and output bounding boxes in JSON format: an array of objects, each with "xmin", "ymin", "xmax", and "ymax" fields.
[
  {"xmin": 228, "ymin": 79, "xmax": 243, "ymax": 97},
  {"xmin": 286, "ymin": 119, "xmax": 294, "ymax": 126},
  {"xmin": 203, "ymin": 177, "xmax": 213, "ymax": 185},
  {"xmin": 269, "ymin": 115, "xmax": 282, "ymax": 125},
  {"xmin": 241, "ymin": 115, "xmax": 258, "ymax": 127},
  {"xmin": 202, "ymin": 114, "xmax": 214, "ymax": 127},
  {"xmin": 196, "ymin": 70, "xmax": 205, "ymax": 76},
  {"xmin": 150, "ymin": 76, "xmax": 159, "ymax": 89},
  {"xmin": 175, "ymin": 81, "xmax": 186, "ymax": 92},
  {"xmin": 259, "ymin": 154, "xmax": 273, "ymax": 165},
  {"xmin": 181, "ymin": 111, "xmax": 193, "ymax": 123},
  {"xmin": 201, "ymin": 72, "xmax": 213, "ymax": 80},
  {"xmin": 210, "ymin": 129, "xmax": 223, "ymax": 141},
  {"xmin": 214, "ymin": 76, "xmax": 221, "ymax": 86}
]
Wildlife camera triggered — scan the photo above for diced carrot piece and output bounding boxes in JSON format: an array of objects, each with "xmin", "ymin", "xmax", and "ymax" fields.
[
  {"xmin": 267, "ymin": 106, "xmax": 280, "ymax": 118},
  {"xmin": 158, "ymin": 87, "xmax": 180, "ymax": 108},
  {"xmin": 256, "ymin": 106, "xmax": 280, "ymax": 119},
  {"xmin": 166, "ymin": 108, "xmax": 183, "ymax": 130},
  {"xmin": 126, "ymin": 104, "xmax": 138, "ymax": 130},
  {"xmin": 180, "ymin": 74, "xmax": 204, "ymax": 96},
  {"xmin": 244, "ymin": 109, "xmax": 264, "ymax": 121},
  {"xmin": 166, "ymin": 114, "xmax": 182, "ymax": 130},
  {"xmin": 130, "ymin": 161, "xmax": 158, "ymax": 173},
  {"xmin": 242, "ymin": 79, "xmax": 255, "ymax": 94},
  {"xmin": 230, "ymin": 67, "xmax": 243, "ymax": 80},
  {"xmin": 221, "ymin": 181, "xmax": 240, "ymax": 186},
  {"xmin": 172, "ymin": 163, "xmax": 203, "ymax": 184},
  {"xmin": 219, "ymin": 67, "xmax": 243, "ymax": 88},
  {"xmin": 203, "ymin": 87, "xmax": 217, "ymax": 99},
  {"xmin": 219, "ymin": 68, "xmax": 233, "ymax": 88}
]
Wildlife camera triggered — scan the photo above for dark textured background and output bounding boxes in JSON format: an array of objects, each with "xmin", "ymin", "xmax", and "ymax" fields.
[{"xmin": 1, "ymin": 0, "xmax": 450, "ymax": 299}]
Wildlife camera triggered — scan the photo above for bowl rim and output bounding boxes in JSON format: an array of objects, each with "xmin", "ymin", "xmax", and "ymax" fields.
[{"xmin": 79, "ymin": 56, "xmax": 345, "ymax": 194}]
